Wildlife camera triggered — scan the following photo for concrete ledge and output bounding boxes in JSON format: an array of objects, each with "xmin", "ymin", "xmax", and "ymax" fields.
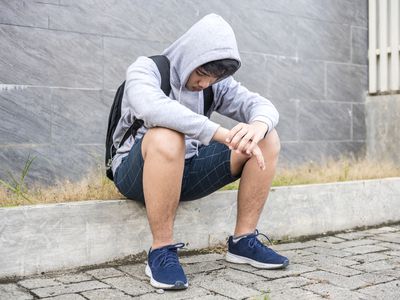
[{"xmin": 1, "ymin": 177, "xmax": 400, "ymax": 278}]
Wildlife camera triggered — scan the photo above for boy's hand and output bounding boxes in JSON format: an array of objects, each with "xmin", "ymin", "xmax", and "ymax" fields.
[
  {"xmin": 212, "ymin": 125, "xmax": 266, "ymax": 170},
  {"xmin": 225, "ymin": 121, "xmax": 268, "ymax": 155}
]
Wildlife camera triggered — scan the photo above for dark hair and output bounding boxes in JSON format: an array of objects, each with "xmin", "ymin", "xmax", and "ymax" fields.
[{"xmin": 200, "ymin": 59, "xmax": 240, "ymax": 79}]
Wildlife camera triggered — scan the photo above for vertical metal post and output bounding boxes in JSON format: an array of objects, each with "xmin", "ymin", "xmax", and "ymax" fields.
[
  {"xmin": 379, "ymin": 0, "xmax": 388, "ymax": 92},
  {"xmin": 369, "ymin": 0, "xmax": 377, "ymax": 93},
  {"xmin": 390, "ymin": 0, "xmax": 399, "ymax": 91}
]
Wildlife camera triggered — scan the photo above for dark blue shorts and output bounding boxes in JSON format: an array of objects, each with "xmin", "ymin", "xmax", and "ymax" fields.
[{"xmin": 114, "ymin": 139, "xmax": 240, "ymax": 202}]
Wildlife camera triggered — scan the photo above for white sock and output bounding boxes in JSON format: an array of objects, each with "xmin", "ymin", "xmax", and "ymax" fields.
[{"xmin": 232, "ymin": 231, "xmax": 254, "ymax": 243}]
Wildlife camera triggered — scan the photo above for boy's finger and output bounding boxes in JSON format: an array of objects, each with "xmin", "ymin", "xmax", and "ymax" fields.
[
  {"xmin": 226, "ymin": 123, "xmax": 244, "ymax": 143},
  {"xmin": 252, "ymin": 147, "xmax": 265, "ymax": 170},
  {"xmin": 237, "ymin": 132, "xmax": 254, "ymax": 152}
]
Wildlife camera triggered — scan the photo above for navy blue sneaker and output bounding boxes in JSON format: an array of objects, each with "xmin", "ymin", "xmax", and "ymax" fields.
[
  {"xmin": 145, "ymin": 243, "xmax": 188, "ymax": 289},
  {"xmin": 226, "ymin": 230, "xmax": 289, "ymax": 269}
]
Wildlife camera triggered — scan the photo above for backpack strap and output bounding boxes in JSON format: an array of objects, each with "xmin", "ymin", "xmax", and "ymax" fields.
[
  {"xmin": 150, "ymin": 55, "xmax": 171, "ymax": 95},
  {"xmin": 203, "ymin": 86, "xmax": 214, "ymax": 115},
  {"xmin": 119, "ymin": 55, "xmax": 172, "ymax": 148}
]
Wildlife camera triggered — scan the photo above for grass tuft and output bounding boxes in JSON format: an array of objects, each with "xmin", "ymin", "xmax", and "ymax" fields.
[{"xmin": 0, "ymin": 154, "xmax": 36, "ymax": 203}]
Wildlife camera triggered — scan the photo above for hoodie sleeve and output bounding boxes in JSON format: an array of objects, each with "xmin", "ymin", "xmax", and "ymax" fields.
[
  {"xmin": 124, "ymin": 56, "xmax": 220, "ymax": 145},
  {"xmin": 213, "ymin": 77, "xmax": 279, "ymax": 134}
]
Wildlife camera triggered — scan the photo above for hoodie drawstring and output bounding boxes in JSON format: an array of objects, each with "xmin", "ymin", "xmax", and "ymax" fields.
[
  {"xmin": 178, "ymin": 85, "xmax": 183, "ymax": 103},
  {"xmin": 195, "ymin": 93, "xmax": 202, "ymax": 156},
  {"xmin": 178, "ymin": 84, "xmax": 200, "ymax": 157}
]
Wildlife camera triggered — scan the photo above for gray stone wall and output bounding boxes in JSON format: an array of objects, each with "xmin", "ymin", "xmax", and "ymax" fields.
[{"xmin": 0, "ymin": 0, "xmax": 368, "ymax": 185}]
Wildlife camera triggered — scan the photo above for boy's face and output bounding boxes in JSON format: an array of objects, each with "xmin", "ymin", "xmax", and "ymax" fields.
[{"xmin": 185, "ymin": 67, "xmax": 219, "ymax": 92}]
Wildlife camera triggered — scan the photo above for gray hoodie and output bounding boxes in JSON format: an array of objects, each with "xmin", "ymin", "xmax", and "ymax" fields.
[{"xmin": 112, "ymin": 14, "xmax": 279, "ymax": 174}]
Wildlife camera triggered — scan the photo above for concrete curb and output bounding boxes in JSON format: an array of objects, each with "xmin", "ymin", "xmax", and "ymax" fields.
[{"xmin": 1, "ymin": 177, "xmax": 399, "ymax": 278}]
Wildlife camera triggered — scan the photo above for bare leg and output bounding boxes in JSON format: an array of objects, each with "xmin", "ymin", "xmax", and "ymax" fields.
[
  {"xmin": 141, "ymin": 127, "xmax": 185, "ymax": 249},
  {"xmin": 230, "ymin": 129, "xmax": 281, "ymax": 236}
]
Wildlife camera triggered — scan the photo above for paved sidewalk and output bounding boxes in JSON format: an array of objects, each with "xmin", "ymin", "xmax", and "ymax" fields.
[{"xmin": 1, "ymin": 225, "xmax": 400, "ymax": 300}]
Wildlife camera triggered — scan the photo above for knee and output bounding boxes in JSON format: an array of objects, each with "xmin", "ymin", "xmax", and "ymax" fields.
[
  {"xmin": 142, "ymin": 127, "xmax": 185, "ymax": 161},
  {"xmin": 260, "ymin": 129, "xmax": 281, "ymax": 158}
]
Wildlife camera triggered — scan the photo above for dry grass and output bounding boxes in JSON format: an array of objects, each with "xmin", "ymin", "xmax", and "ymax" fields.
[
  {"xmin": 1, "ymin": 157, "xmax": 399, "ymax": 207},
  {"xmin": 0, "ymin": 171, "xmax": 123, "ymax": 207},
  {"xmin": 222, "ymin": 157, "xmax": 400, "ymax": 190}
]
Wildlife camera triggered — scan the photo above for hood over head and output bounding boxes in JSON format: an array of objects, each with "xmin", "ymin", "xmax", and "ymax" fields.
[{"xmin": 162, "ymin": 14, "xmax": 241, "ymax": 89}]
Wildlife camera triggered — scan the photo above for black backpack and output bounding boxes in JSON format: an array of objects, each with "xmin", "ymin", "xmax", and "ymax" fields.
[{"xmin": 105, "ymin": 55, "xmax": 214, "ymax": 181}]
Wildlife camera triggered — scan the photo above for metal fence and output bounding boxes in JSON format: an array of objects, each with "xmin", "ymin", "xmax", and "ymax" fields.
[{"xmin": 369, "ymin": 0, "xmax": 400, "ymax": 93}]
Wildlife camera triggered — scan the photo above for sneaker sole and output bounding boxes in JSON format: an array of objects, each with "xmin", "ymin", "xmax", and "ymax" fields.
[
  {"xmin": 145, "ymin": 264, "xmax": 188, "ymax": 290},
  {"xmin": 225, "ymin": 251, "xmax": 289, "ymax": 269}
]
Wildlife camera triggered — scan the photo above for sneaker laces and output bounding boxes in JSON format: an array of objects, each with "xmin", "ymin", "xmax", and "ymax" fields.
[
  {"xmin": 248, "ymin": 229, "xmax": 272, "ymax": 249},
  {"xmin": 153, "ymin": 243, "xmax": 185, "ymax": 268}
]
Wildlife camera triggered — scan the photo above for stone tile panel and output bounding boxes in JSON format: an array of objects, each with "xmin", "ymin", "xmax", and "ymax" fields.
[
  {"xmin": 327, "ymin": 64, "xmax": 367, "ymax": 102},
  {"xmin": 231, "ymin": 9, "xmax": 297, "ymax": 56},
  {"xmin": 230, "ymin": 52, "xmax": 268, "ymax": 97},
  {"xmin": 299, "ymin": 101, "xmax": 352, "ymax": 141},
  {"xmin": 51, "ymin": 88, "xmax": 109, "ymax": 144},
  {"xmin": 265, "ymin": 58, "xmax": 325, "ymax": 101},
  {"xmin": 0, "ymin": 25, "xmax": 102, "ymax": 88},
  {"xmin": 0, "ymin": 1, "xmax": 49, "ymax": 27},
  {"xmin": 351, "ymin": 27, "xmax": 368, "ymax": 65},
  {"xmin": 0, "ymin": 86, "xmax": 51, "ymax": 145},
  {"xmin": 296, "ymin": 19, "xmax": 351, "ymax": 62}
]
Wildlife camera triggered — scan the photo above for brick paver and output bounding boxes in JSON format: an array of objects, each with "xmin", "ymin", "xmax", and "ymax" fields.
[
  {"xmin": 85, "ymin": 267, "xmax": 125, "ymax": 280},
  {"xmin": 1, "ymin": 225, "xmax": 399, "ymax": 299}
]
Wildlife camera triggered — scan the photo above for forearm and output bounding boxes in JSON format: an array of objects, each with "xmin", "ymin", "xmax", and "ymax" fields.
[{"xmin": 212, "ymin": 126, "xmax": 230, "ymax": 145}]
